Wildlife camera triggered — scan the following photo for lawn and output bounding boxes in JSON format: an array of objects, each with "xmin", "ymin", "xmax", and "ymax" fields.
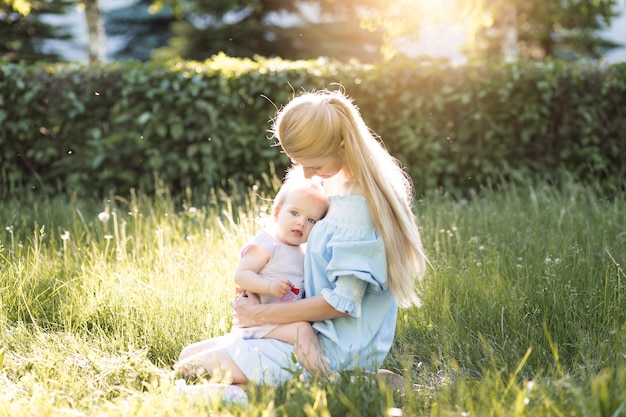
[{"xmin": 1, "ymin": 175, "xmax": 625, "ymax": 416}]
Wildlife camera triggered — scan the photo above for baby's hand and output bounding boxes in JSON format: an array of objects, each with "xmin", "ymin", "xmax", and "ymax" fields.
[{"xmin": 268, "ymin": 279, "xmax": 293, "ymax": 297}]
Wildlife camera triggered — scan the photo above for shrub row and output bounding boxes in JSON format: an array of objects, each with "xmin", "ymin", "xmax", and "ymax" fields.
[{"xmin": 1, "ymin": 55, "xmax": 624, "ymax": 198}]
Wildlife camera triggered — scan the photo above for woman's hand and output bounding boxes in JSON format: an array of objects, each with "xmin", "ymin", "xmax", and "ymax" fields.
[
  {"xmin": 232, "ymin": 293, "xmax": 348, "ymax": 328},
  {"xmin": 231, "ymin": 290, "xmax": 261, "ymax": 328}
]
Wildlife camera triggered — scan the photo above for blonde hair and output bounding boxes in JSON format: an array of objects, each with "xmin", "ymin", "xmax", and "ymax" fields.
[
  {"xmin": 272, "ymin": 165, "xmax": 328, "ymax": 218},
  {"xmin": 272, "ymin": 89, "xmax": 427, "ymax": 307}
]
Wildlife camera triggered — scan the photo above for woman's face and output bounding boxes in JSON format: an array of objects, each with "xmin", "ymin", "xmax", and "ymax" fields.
[{"xmin": 292, "ymin": 154, "xmax": 345, "ymax": 179}]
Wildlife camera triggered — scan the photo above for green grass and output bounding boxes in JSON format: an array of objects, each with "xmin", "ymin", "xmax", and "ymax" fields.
[{"xmin": 1, "ymin": 175, "xmax": 625, "ymax": 416}]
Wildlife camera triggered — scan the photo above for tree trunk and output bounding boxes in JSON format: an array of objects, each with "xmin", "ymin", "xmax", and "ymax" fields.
[
  {"xmin": 83, "ymin": 0, "xmax": 105, "ymax": 63},
  {"xmin": 501, "ymin": 4, "xmax": 518, "ymax": 62}
]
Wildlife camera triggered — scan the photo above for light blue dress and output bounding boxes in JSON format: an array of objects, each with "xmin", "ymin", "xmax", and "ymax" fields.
[{"xmin": 224, "ymin": 195, "xmax": 398, "ymax": 384}]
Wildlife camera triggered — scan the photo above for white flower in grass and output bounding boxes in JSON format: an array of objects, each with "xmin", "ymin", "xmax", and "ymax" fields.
[
  {"xmin": 188, "ymin": 207, "xmax": 197, "ymax": 214},
  {"xmin": 61, "ymin": 231, "xmax": 70, "ymax": 241},
  {"xmin": 98, "ymin": 212, "xmax": 110, "ymax": 222},
  {"xmin": 104, "ymin": 235, "xmax": 113, "ymax": 240}
]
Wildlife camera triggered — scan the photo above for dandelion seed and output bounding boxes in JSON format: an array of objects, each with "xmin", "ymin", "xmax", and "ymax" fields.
[
  {"xmin": 545, "ymin": 257, "xmax": 552, "ymax": 264},
  {"xmin": 61, "ymin": 231, "xmax": 70, "ymax": 241},
  {"xmin": 188, "ymin": 207, "xmax": 197, "ymax": 214},
  {"xmin": 98, "ymin": 212, "xmax": 110, "ymax": 222},
  {"xmin": 554, "ymin": 258, "xmax": 561, "ymax": 265},
  {"xmin": 478, "ymin": 245, "xmax": 485, "ymax": 251},
  {"xmin": 516, "ymin": 264, "xmax": 522, "ymax": 269},
  {"xmin": 452, "ymin": 226, "xmax": 458, "ymax": 232},
  {"xmin": 439, "ymin": 229, "xmax": 445, "ymax": 233},
  {"xmin": 524, "ymin": 397, "xmax": 530, "ymax": 405}
]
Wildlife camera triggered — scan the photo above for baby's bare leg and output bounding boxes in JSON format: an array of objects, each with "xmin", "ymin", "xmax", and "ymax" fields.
[
  {"xmin": 174, "ymin": 345, "xmax": 248, "ymax": 385},
  {"xmin": 264, "ymin": 322, "xmax": 330, "ymax": 374},
  {"xmin": 178, "ymin": 335, "xmax": 230, "ymax": 362}
]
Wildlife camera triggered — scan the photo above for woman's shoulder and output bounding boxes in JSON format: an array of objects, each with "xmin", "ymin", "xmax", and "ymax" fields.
[{"xmin": 319, "ymin": 196, "xmax": 377, "ymax": 231}]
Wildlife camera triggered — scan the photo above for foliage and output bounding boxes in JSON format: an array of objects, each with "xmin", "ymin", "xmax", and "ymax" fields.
[
  {"xmin": 0, "ymin": 0, "xmax": 74, "ymax": 63},
  {"xmin": 349, "ymin": 58, "xmax": 626, "ymax": 193},
  {"xmin": 150, "ymin": 0, "xmax": 622, "ymax": 63},
  {"xmin": 1, "ymin": 56, "xmax": 625, "ymax": 198},
  {"xmin": 0, "ymin": 177, "xmax": 625, "ymax": 415},
  {"xmin": 401, "ymin": 0, "xmax": 623, "ymax": 62},
  {"xmin": 104, "ymin": 0, "xmax": 175, "ymax": 62},
  {"xmin": 152, "ymin": 0, "xmax": 384, "ymax": 62}
]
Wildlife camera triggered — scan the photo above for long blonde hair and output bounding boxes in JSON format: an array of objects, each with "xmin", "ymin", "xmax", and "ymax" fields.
[{"xmin": 271, "ymin": 89, "xmax": 427, "ymax": 307}]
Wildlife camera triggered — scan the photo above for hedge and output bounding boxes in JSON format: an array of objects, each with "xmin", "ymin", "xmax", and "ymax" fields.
[{"xmin": 1, "ymin": 54, "xmax": 624, "ymax": 198}]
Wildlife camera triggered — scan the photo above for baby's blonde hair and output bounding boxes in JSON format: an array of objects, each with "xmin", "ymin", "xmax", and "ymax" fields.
[
  {"xmin": 272, "ymin": 165, "xmax": 328, "ymax": 218},
  {"xmin": 272, "ymin": 89, "xmax": 427, "ymax": 307}
]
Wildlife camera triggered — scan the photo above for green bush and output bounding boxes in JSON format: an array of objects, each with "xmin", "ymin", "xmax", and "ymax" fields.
[{"xmin": 1, "ymin": 55, "xmax": 624, "ymax": 198}]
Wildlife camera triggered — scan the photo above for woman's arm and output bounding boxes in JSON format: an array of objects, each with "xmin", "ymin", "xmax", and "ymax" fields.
[{"xmin": 232, "ymin": 293, "xmax": 348, "ymax": 327}]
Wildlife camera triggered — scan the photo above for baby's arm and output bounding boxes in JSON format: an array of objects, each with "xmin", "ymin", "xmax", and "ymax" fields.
[{"xmin": 234, "ymin": 245, "xmax": 293, "ymax": 298}]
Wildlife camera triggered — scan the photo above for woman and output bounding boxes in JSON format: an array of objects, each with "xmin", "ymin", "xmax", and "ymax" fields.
[{"xmin": 175, "ymin": 88, "xmax": 427, "ymax": 386}]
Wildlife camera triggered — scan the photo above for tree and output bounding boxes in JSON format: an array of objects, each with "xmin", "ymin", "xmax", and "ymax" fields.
[
  {"xmin": 150, "ymin": 0, "xmax": 385, "ymax": 62},
  {"xmin": 355, "ymin": 0, "xmax": 621, "ymax": 62},
  {"xmin": 459, "ymin": 0, "xmax": 621, "ymax": 61},
  {"xmin": 83, "ymin": 0, "xmax": 105, "ymax": 63},
  {"xmin": 104, "ymin": 0, "xmax": 174, "ymax": 61},
  {"xmin": 1, "ymin": 0, "xmax": 107, "ymax": 63},
  {"xmin": 153, "ymin": 0, "xmax": 621, "ymax": 63},
  {"xmin": 0, "ymin": 0, "xmax": 73, "ymax": 62}
]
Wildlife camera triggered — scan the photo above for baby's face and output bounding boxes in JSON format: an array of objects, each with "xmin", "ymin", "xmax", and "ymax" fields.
[{"xmin": 274, "ymin": 190, "xmax": 328, "ymax": 246}]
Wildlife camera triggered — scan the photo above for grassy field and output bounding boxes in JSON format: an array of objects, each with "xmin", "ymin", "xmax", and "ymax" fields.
[{"xmin": 1, "ymin": 175, "xmax": 625, "ymax": 416}]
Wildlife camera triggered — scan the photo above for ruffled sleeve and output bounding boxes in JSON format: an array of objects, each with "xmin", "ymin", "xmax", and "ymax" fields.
[{"xmin": 321, "ymin": 274, "xmax": 367, "ymax": 317}]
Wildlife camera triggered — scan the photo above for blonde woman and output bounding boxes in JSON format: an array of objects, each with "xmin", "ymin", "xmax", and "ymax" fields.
[{"xmin": 176, "ymin": 88, "xmax": 427, "ymax": 387}]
